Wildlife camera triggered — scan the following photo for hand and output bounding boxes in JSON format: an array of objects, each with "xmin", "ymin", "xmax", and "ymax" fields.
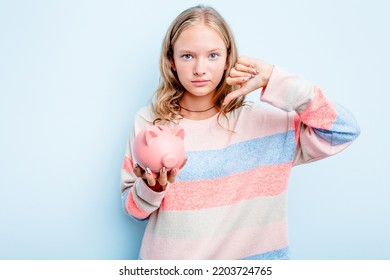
[
  {"xmin": 224, "ymin": 56, "xmax": 274, "ymax": 105},
  {"xmin": 133, "ymin": 159, "xmax": 187, "ymax": 192}
]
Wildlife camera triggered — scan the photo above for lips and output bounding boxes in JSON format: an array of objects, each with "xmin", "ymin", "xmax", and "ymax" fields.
[{"xmin": 191, "ymin": 80, "xmax": 209, "ymax": 87}]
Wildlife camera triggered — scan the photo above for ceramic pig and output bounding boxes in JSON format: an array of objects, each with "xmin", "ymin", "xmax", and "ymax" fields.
[{"xmin": 133, "ymin": 124, "xmax": 186, "ymax": 175}]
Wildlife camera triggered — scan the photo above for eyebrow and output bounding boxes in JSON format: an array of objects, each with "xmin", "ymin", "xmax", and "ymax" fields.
[{"xmin": 176, "ymin": 48, "xmax": 225, "ymax": 53}]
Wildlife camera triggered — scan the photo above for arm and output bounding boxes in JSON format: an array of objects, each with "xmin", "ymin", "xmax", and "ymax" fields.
[
  {"xmin": 261, "ymin": 66, "xmax": 360, "ymax": 165},
  {"xmin": 121, "ymin": 135, "xmax": 168, "ymax": 221},
  {"xmin": 225, "ymin": 57, "xmax": 360, "ymax": 164},
  {"xmin": 120, "ymin": 108, "xmax": 169, "ymax": 220}
]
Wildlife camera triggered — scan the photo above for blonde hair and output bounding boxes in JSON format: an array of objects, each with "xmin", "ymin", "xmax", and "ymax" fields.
[{"xmin": 152, "ymin": 5, "xmax": 244, "ymax": 123}]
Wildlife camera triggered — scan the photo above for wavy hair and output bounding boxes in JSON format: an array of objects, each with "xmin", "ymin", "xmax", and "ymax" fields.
[{"xmin": 152, "ymin": 5, "xmax": 244, "ymax": 123}]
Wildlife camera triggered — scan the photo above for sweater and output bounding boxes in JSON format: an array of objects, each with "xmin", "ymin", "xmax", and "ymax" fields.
[{"xmin": 120, "ymin": 66, "xmax": 360, "ymax": 260}]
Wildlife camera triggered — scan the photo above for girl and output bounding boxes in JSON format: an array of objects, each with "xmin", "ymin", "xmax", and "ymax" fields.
[{"xmin": 120, "ymin": 5, "xmax": 360, "ymax": 260}]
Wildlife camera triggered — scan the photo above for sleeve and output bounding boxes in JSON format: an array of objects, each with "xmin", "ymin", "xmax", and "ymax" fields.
[
  {"xmin": 260, "ymin": 66, "xmax": 361, "ymax": 166},
  {"xmin": 120, "ymin": 108, "xmax": 169, "ymax": 220}
]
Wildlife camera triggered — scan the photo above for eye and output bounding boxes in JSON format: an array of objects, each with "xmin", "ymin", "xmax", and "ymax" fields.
[
  {"xmin": 209, "ymin": 53, "xmax": 219, "ymax": 60},
  {"xmin": 182, "ymin": 54, "xmax": 193, "ymax": 60}
]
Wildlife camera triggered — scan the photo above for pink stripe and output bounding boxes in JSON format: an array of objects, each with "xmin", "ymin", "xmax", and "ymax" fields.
[
  {"xmin": 161, "ymin": 163, "xmax": 291, "ymax": 211},
  {"xmin": 140, "ymin": 220, "xmax": 288, "ymax": 260},
  {"xmin": 300, "ymin": 87, "xmax": 337, "ymax": 130},
  {"xmin": 294, "ymin": 114, "xmax": 300, "ymax": 144},
  {"xmin": 126, "ymin": 190, "xmax": 149, "ymax": 219},
  {"xmin": 122, "ymin": 156, "xmax": 134, "ymax": 173}
]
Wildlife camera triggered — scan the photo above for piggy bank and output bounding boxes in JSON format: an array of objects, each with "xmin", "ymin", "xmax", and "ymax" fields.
[{"xmin": 133, "ymin": 124, "xmax": 186, "ymax": 175}]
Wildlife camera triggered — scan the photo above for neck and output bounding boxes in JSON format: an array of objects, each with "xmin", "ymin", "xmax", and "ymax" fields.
[
  {"xmin": 179, "ymin": 93, "xmax": 218, "ymax": 120},
  {"xmin": 180, "ymin": 103, "xmax": 215, "ymax": 113},
  {"xmin": 179, "ymin": 102, "xmax": 218, "ymax": 120}
]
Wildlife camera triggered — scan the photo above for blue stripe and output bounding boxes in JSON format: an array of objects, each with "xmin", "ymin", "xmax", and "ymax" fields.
[
  {"xmin": 240, "ymin": 247, "xmax": 290, "ymax": 260},
  {"xmin": 314, "ymin": 104, "xmax": 360, "ymax": 145},
  {"xmin": 178, "ymin": 131, "xmax": 296, "ymax": 181}
]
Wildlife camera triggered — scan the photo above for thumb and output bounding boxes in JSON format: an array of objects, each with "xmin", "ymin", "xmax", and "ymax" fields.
[
  {"xmin": 223, "ymin": 79, "xmax": 259, "ymax": 105},
  {"xmin": 223, "ymin": 88, "xmax": 246, "ymax": 106}
]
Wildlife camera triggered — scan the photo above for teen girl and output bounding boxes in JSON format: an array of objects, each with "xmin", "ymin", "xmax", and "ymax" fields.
[{"xmin": 120, "ymin": 5, "xmax": 360, "ymax": 259}]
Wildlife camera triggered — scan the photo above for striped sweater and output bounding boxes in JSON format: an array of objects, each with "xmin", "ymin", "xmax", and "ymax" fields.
[{"xmin": 120, "ymin": 66, "xmax": 360, "ymax": 260}]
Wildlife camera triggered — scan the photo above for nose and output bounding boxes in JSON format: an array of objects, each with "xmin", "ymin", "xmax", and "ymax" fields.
[
  {"xmin": 162, "ymin": 154, "xmax": 177, "ymax": 169},
  {"xmin": 193, "ymin": 58, "xmax": 206, "ymax": 76}
]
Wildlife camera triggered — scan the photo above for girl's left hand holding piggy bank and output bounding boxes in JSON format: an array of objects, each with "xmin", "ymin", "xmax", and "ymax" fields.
[
  {"xmin": 132, "ymin": 125, "xmax": 187, "ymax": 192},
  {"xmin": 133, "ymin": 160, "xmax": 187, "ymax": 192}
]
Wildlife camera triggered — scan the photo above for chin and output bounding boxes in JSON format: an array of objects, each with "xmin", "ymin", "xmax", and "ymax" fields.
[{"xmin": 186, "ymin": 87, "xmax": 216, "ymax": 97}]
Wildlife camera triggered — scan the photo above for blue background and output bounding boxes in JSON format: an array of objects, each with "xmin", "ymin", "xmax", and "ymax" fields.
[{"xmin": 1, "ymin": 0, "xmax": 389, "ymax": 259}]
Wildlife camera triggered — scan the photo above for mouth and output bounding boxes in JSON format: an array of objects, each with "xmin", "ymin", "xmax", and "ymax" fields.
[{"xmin": 191, "ymin": 80, "xmax": 210, "ymax": 87}]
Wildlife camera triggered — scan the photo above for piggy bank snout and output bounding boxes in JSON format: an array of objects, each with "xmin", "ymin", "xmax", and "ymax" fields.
[
  {"xmin": 162, "ymin": 154, "xmax": 177, "ymax": 169},
  {"xmin": 133, "ymin": 125, "xmax": 186, "ymax": 172}
]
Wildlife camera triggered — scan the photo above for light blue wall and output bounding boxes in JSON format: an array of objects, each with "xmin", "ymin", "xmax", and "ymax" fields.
[{"xmin": 0, "ymin": 0, "xmax": 389, "ymax": 259}]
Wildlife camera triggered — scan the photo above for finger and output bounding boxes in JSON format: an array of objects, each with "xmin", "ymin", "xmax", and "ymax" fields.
[
  {"xmin": 236, "ymin": 56, "xmax": 258, "ymax": 68},
  {"xmin": 167, "ymin": 168, "xmax": 179, "ymax": 183},
  {"xmin": 235, "ymin": 62, "xmax": 259, "ymax": 75},
  {"xmin": 226, "ymin": 76, "xmax": 252, "ymax": 86},
  {"xmin": 133, "ymin": 164, "xmax": 144, "ymax": 178},
  {"xmin": 229, "ymin": 67, "xmax": 253, "ymax": 78},
  {"xmin": 145, "ymin": 167, "xmax": 156, "ymax": 186},
  {"xmin": 157, "ymin": 167, "xmax": 168, "ymax": 187}
]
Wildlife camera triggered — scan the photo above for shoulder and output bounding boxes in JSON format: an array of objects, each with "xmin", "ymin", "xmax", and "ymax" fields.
[
  {"xmin": 131, "ymin": 105, "xmax": 156, "ymax": 134},
  {"xmin": 134, "ymin": 104, "xmax": 155, "ymax": 123},
  {"xmin": 134, "ymin": 105, "xmax": 154, "ymax": 121}
]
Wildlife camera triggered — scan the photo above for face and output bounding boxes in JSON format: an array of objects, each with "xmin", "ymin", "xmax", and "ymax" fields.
[{"xmin": 172, "ymin": 24, "xmax": 228, "ymax": 99}]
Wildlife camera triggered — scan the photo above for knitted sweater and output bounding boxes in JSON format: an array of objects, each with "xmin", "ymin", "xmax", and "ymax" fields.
[{"xmin": 120, "ymin": 66, "xmax": 360, "ymax": 260}]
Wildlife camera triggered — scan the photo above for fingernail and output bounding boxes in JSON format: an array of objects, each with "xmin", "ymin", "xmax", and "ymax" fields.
[
  {"xmin": 162, "ymin": 167, "xmax": 167, "ymax": 174},
  {"xmin": 252, "ymin": 69, "xmax": 259, "ymax": 74},
  {"xmin": 146, "ymin": 167, "xmax": 152, "ymax": 175},
  {"xmin": 242, "ymin": 76, "xmax": 250, "ymax": 82}
]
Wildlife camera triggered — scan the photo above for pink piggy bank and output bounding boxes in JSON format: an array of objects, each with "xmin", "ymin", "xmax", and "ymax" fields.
[{"xmin": 133, "ymin": 124, "xmax": 186, "ymax": 175}]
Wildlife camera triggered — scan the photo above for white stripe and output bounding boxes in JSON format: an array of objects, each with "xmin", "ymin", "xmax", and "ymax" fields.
[{"xmin": 145, "ymin": 192, "xmax": 287, "ymax": 239}]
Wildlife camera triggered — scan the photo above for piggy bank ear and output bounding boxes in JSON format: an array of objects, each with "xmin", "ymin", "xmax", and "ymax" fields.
[
  {"xmin": 144, "ymin": 127, "xmax": 159, "ymax": 146},
  {"xmin": 173, "ymin": 126, "xmax": 185, "ymax": 140}
]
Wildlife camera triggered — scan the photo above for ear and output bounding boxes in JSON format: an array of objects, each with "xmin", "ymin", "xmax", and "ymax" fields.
[
  {"xmin": 170, "ymin": 58, "xmax": 176, "ymax": 72},
  {"xmin": 144, "ymin": 127, "xmax": 159, "ymax": 146},
  {"xmin": 224, "ymin": 57, "xmax": 229, "ymax": 71},
  {"xmin": 173, "ymin": 126, "xmax": 185, "ymax": 140}
]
